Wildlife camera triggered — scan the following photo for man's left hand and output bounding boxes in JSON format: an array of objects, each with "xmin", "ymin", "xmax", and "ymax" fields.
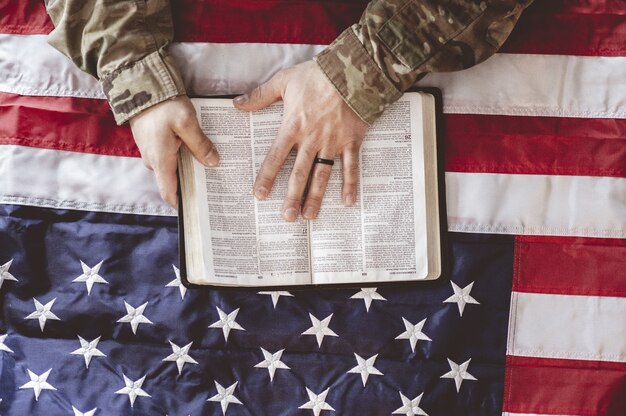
[{"xmin": 233, "ymin": 60, "xmax": 368, "ymax": 222}]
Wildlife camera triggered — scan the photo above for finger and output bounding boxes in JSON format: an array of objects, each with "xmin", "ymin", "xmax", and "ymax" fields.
[
  {"xmin": 253, "ymin": 122, "xmax": 296, "ymax": 200},
  {"xmin": 152, "ymin": 152, "xmax": 179, "ymax": 209},
  {"xmin": 233, "ymin": 70, "xmax": 284, "ymax": 112},
  {"xmin": 282, "ymin": 145, "xmax": 316, "ymax": 222},
  {"xmin": 341, "ymin": 142, "xmax": 360, "ymax": 206},
  {"xmin": 302, "ymin": 151, "xmax": 335, "ymax": 220},
  {"xmin": 172, "ymin": 115, "xmax": 219, "ymax": 167}
]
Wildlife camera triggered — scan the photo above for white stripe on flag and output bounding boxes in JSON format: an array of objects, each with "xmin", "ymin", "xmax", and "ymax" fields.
[
  {"xmin": 0, "ymin": 34, "xmax": 323, "ymax": 99},
  {"xmin": 446, "ymin": 172, "xmax": 626, "ymax": 238},
  {"xmin": 2, "ymin": 145, "xmax": 625, "ymax": 239},
  {"xmin": 1, "ymin": 34, "xmax": 625, "ymax": 119},
  {"xmin": 0, "ymin": 145, "xmax": 175, "ymax": 216},
  {"xmin": 420, "ymin": 53, "xmax": 626, "ymax": 118},
  {"xmin": 507, "ymin": 292, "xmax": 626, "ymax": 362}
]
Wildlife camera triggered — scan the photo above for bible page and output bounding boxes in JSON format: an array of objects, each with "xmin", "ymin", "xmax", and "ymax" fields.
[
  {"xmin": 311, "ymin": 94, "xmax": 430, "ymax": 284},
  {"xmin": 185, "ymin": 99, "xmax": 310, "ymax": 286}
]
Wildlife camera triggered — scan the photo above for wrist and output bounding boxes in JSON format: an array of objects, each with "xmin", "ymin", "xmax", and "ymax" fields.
[{"xmin": 314, "ymin": 27, "xmax": 402, "ymax": 124}]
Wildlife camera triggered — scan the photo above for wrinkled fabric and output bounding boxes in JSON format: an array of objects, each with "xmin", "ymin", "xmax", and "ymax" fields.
[
  {"xmin": 0, "ymin": 204, "xmax": 515, "ymax": 415},
  {"xmin": 44, "ymin": 0, "xmax": 533, "ymax": 125},
  {"xmin": 44, "ymin": 0, "xmax": 185, "ymax": 124},
  {"xmin": 315, "ymin": 0, "xmax": 534, "ymax": 123}
]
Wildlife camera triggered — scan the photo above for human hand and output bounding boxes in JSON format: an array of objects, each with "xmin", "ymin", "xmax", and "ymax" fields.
[
  {"xmin": 129, "ymin": 95, "xmax": 219, "ymax": 207},
  {"xmin": 233, "ymin": 60, "xmax": 368, "ymax": 222}
]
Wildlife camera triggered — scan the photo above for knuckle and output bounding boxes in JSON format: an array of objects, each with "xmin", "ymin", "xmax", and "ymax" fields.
[
  {"xmin": 283, "ymin": 120, "xmax": 300, "ymax": 136},
  {"xmin": 290, "ymin": 168, "xmax": 309, "ymax": 183},
  {"xmin": 283, "ymin": 195, "xmax": 301, "ymax": 206},
  {"xmin": 346, "ymin": 163, "xmax": 359, "ymax": 177},
  {"xmin": 250, "ymin": 86, "xmax": 264, "ymax": 102},
  {"xmin": 313, "ymin": 167, "xmax": 332, "ymax": 181},
  {"xmin": 343, "ymin": 176, "xmax": 358, "ymax": 186},
  {"xmin": 342, "ymin": 186, "xmax": 356, "ymax": 196},
  {"xmin": 264, "ymin": 152, "xmax": 283, "ymax": 167},
  {"xmin": 298, "ymin": 147, "xmax": 315, "ymax": 160},
  {"xmin": 306, "ymin": 194, "xmax": 323, "ymax": 206},
  {"xmin": 175, "ymin": 110, "xmax": 197, "ymax": 131},
  {"xmin": 347, "ymin": 141, "xmax": 362, "ymax": 151},
  {"xmin": 343, "ymin": 173, "xmax": 358, "ymax": 186},
  {"xmin": 274, "ymin": 69, "xmax": 288, "ymax": 85}
]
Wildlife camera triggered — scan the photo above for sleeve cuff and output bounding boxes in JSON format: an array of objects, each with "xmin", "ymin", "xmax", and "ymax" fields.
[
  {"xmin": 100, "ymin": 50, "xmax": 186, "ymax": 125},
  {"xmin": 314, "ymin": 27, "xmax": 402, "ymax": 125}
]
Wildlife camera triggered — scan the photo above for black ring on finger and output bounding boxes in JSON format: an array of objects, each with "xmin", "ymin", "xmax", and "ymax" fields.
[{"xmin": 314, "ymin": 157, "xmax": 335, "ymax": 166}]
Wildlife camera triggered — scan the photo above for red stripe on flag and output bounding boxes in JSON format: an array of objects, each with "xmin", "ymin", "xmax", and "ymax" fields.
[
  {"xmin": 0, "ymin": 0, "xmax": 53, "ymax": 34},
  {"xmin": 0, "ymin": 92, "xmax": 137, "ymax": 157},
  {"xmin": 4, "ymin": 92, "xmax": 626, "ymax": 181},
  {"xmin": 445, "ymin": 114, "xmax": 626, "ymax": 177},
  {"xmin": 502, "ymin": 0, "xmax": 626, "ymax": 56},
  {"xmin": 512, "ymin": 236, "xmax": 626, "ymax": 297},
  {"xmin": 503, "ymin": 355, "xmax": 626, "ymax": 416},
  {"xmin": 1, "ymin": 0, "xmax": 624, "ymax": 56},
  {"xmin": 0, "ymin": 0, "xmax": 364, "ymax": 43},
  {"xmin": 171, "ymin": 0, "xmax": 364, "ymax": 45}
]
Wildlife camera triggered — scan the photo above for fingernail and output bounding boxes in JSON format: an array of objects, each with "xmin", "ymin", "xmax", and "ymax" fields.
[
  {"xmin": 343, "ymin": 194, "xmax": 355, "ymax": 207},
  {"xmin": 283, "ymin": 207, "xmax": 298, "ymax": 222},
  {"xmin": 254, "ymin": 187, "xmax": 268, "ymax": 199},
  {"xmin": 205, "ymin": 148, "xmax": 219, "ymax": 167},
  {"xmin": 234, "ymin": 95, "xmax": 247, "ymax": 105},
  {"xmin": 303, "ymin": 206, "xmax": 315, "ymax": 219}
]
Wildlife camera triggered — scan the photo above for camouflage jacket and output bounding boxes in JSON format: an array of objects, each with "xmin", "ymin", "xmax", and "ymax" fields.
[{"xmin": 45, "ymin": 0, "xmax": 533, "ymax": 125}]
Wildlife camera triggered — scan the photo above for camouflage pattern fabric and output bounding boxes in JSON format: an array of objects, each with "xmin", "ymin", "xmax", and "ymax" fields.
[
  {"xmin": 315, "ymin": 0, "xmax": 534, "ymax": 124},
  {"xmin": 44, "ymin": 0, "xmax": 185, "ymax": 124},
  {"xmin": 44, "ymin": 0, "xmax": 532, "ymax": 125}
]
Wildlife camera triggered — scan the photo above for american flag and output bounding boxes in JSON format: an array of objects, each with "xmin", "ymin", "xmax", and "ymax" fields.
[{"xmin": 0, "ymin": 1, "xmax": 625, "ymax": 415}]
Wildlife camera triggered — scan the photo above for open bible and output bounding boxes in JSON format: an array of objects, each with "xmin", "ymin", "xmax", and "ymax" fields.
[{"xmin": 178, "ymin": 92, "xmax": 442, "ymax": 287}]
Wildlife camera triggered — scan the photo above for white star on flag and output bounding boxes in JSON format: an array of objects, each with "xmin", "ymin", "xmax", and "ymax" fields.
[
  {"xmin": 258, "ymin": 291, "xmax": 293, "ymax": 308},
  {"xmin": 302, "ymin": 313, "xmax": 338, "ymax": 348},
  {"xmin": 347, "ymin": 353, "xmax": 383, "ymax": 386},
  {"xmin": 0, "ymin": 259, "xmax": 18, "ymax": 289},
  {"xmin": 19, "ymin": 368, "xmax": 56, "ymax": 401},
  {"xmin": 209, "ymin": 307, "xmax": 245, "ymax": 342},
  {"xmin": 25, "ymin": 298, "xmax": 61, "ymax": 332},
  {"xmin": 299, "ymin": 387, "xmax": 335, "ymax": 416},
  {"xmin": 395, "ymin": 317, "xmax": 431, "ymax": 352},
  {"xmin": 165, "ymin": 265, "xmax": 186, "ymax": 300},
  {"xmin": 350, "ymin": 288, "xmax": 386, "ymax": 311},
  {"xmin": 443, "ymin": 281, "xmax": 480, "ymax": 316},
  {"xmin": 0, "ymin": 333, "xmax": 13, "ymax": 353},
  {"xmin": 254, "ymin": 348, "xmax": 290, "ymax": 381},
  {"xmin": 440, "ymin": 358, "xmax": 477, "ymax": 392},
  {"xmin": 115, "ymin": 374, "xmax": 151, "ymax": 407},
  {"xmin": 71, "ymin": 336, "xmax": 106, "ymax": 368},
  {"xmin": 72, "ymin": 405, "xmax": 97, "ymax": 416},
  {"xmin": 392, "ymin": 392, "xmax": 429, "ymax": 416},
  {"xmin": 163, "ymin": 340, "xmax": 198, "ymax": 374},
  {"xmin": 72, "ymin": 260, "xmax": 108, "ymax": 295},
  {"xmin": 117, "ymin": 301, "xmax": 153, "ymax": 335},
  {"xmin": 207, "ymin": 381, "xmax": 243, "ymax": 415}
]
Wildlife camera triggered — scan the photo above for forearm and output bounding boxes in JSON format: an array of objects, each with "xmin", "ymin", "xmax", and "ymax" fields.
[
  {"xmin": 44, "ymin": 0, "xmax": 185, "ymax": 124},
  {"xmin": 316, "ymin": 0, "xmax": 534, "ymax": 123}
]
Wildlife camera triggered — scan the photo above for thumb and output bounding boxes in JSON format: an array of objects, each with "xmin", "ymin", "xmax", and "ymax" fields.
[{"xmin": 234, "ymin": 71, "xmax": 284, "ymax": 111}]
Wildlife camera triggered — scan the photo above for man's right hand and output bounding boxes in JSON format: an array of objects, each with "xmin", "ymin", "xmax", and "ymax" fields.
[{"xmin": 129, "ymin": 95, "xmax": 219, "ymax": 208}]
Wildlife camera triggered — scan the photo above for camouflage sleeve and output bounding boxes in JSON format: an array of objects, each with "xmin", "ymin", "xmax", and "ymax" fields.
[
  {"xmin": 44, "ymin": 0, "xmax": 185, "ymax": 124},
  {"xmin": 315, "ymin": 0, "xmax": 534, "ymax": 124}
]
